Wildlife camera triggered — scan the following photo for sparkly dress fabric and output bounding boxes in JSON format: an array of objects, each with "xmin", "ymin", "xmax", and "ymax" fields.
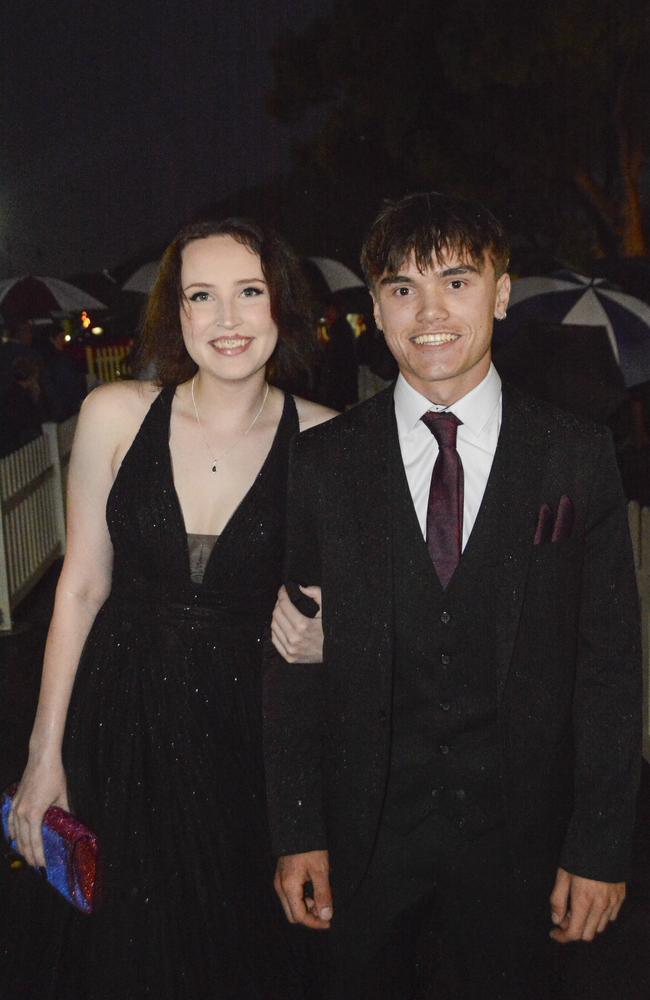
[{"xmin": 12, "ymin": 387, "xmax": 303, "ymax": 1000}]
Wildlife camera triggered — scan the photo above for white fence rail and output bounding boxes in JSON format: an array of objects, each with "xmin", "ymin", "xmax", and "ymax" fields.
[
  {"xmin": 0, "ymin": 415, "xmax": 77, "ymax": 631},
  {"xmin": 86, "ymin": 343, "xmax": 132, "ymax": 384}
]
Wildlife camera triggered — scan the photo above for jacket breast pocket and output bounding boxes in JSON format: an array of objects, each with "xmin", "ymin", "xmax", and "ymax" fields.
[
  {"xmin": 530, "ymin": 536, "xmax": 581, "ymax": 568},
  {"xmin": 527, "ymin": 536, "xmax": 583, "ymax": 620}
]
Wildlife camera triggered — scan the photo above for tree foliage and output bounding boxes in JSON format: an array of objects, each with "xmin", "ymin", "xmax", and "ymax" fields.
[{"xmin": 269, "ymin": 0, "xmax": 650, "ymax": 263}]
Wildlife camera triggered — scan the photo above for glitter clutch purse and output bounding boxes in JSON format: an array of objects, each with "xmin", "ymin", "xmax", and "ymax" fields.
[{"xmin": 1, "ymin": 784, "xmax": 98, "ymax": 914}]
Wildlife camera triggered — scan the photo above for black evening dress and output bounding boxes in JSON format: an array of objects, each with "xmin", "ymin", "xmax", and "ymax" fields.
[{"xmin": 10, "ymin": 386, "xmax": 304, "ymax": 1000}]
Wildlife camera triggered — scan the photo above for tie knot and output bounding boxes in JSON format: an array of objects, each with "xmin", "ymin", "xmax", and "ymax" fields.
[{"xmin": 421, "ymin": 411, "xmax": 461, "ymax": 448}]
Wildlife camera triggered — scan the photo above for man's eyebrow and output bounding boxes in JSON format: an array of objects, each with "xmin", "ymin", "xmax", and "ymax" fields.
[
  {"xmin": 438, "ymin": 264, "xmax": 480, "ymax": 277},
  {"xmin": 378, "ymin": 274, "xmax": 414, "ymax": 286}
]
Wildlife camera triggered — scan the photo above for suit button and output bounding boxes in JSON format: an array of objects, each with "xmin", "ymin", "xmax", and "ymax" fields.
[
  {"xmin": 455, "ymin": 789, "xmax": 466, "ymax": 801},
  {"xmin": 441, "ymin": 653, "xmax": 451, "ymax": 666},
  {"xmin": 440, "ymin": 611, "xmax": 451, "ymax": 624},
  {"xmin": 439, "ymin": 701, "xmax": 450, "ymax": 712},
  {"xmin": 378, "ymin": 709, "xmax": 387, "ymax": 723},
  {"xmin": 439, "ymin": 744, "xmax": 450, "ymax": 755}
]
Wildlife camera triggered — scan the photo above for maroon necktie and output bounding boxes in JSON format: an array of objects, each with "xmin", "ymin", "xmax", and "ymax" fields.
[{"xmin": 421, "ymin": 411, "xmax": 464, "ymax": 588}]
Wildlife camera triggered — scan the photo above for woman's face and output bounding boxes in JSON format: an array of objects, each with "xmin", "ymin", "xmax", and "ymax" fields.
[{"xmin": 179, "ymin": 234, "xmax": 278, "ymax": 382}]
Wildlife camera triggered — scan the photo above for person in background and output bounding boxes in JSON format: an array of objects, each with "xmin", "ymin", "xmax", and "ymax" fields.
[
  {"xmin": 0, "ymin": 320, "xmax": 38, "ymax": 394},
  {"xmin": 0, "ymin": 355, "xmax": 45, "ymax": 456},
  {"xmin": 38, "ymin": 324, "xmax": 86, "ymax": 421},
  {"xmin": 316, "ymin": 301, "xmax": 358, "ymax": 411}
]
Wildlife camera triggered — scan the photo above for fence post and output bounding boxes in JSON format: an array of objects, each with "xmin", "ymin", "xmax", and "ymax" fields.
[{"xmin": 42, "ymin": 423, "xmax": 67, "ymax": 553}]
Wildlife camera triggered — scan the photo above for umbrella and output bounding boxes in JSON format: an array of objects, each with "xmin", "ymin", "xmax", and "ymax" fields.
[
  {"xmin": 496, "ymin": 270, "xmax": 650, "ymax": 388},
  {"xmin": 590, "ymin": 258, "xmax": 650, "ymax": 306},
  {"xmin": 122, "ymin": 261, "xmax": 160, "ymax": 294},
  {"xmin": 306, "ymin": 257, "xmax": 364, "ymax": 294},
  {"xmin": 0, "ymin": 276, "xmax": 106, "ymax": 323},
  {"xmin": 302, "ymin": 257, "xmax": 371, "ymax": 317},
  {"xmin": 494, "ymin": 322, "xmax": 628, "ymax": 423}
]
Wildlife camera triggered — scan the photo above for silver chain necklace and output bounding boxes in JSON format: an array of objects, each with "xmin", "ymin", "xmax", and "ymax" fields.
[{"xmin": 190, "ymin": 375, "xmax": 270, "ymax": 473}]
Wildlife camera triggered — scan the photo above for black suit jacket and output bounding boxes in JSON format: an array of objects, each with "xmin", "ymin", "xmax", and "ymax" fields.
[{"xmin": 263, "ymin": 384, "xmax": 642, "ymax": 902}]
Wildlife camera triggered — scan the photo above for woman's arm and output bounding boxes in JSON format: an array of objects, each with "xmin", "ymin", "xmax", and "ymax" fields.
[
  {"xmin": 8, "ymin": 385, "xmax": 139, "ymax": 867},
  {"xmin": 269, "ymin": 396, "xmax": 337, "ymax": 661}
]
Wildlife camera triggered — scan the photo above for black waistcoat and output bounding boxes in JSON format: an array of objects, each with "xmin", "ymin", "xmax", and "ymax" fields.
[{"xmin": 382, "ymin": 422, "xmax": 504, "ymax": 834}]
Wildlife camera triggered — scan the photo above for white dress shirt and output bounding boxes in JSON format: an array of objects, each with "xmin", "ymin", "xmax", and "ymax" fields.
[{"xmin": 393, "ymin": 364, "xmax": 502, "ymax": 549}]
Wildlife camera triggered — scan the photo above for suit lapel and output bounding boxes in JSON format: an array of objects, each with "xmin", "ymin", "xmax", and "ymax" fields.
[{"xmin": 484, "ymin": 385, "xmax": 550, "ymax": 699}]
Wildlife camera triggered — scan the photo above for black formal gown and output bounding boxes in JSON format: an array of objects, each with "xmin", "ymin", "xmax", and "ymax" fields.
[{"xmin": 9, "ymin": 386, "xmax": 304, "ymax": 1000}]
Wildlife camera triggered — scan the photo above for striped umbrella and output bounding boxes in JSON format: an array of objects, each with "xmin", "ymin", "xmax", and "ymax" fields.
[{"xmin": 497, "ymin": 270, "xmax": 650, "ymax": 388}]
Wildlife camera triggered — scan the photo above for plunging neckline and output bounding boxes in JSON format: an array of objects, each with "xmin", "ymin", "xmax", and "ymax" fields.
[{"xmin": 166, "ymin": 388, "xmax": 291, "ymax": 585}]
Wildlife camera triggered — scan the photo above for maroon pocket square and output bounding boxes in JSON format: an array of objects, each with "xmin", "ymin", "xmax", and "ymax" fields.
[
  {"xmin": 551, "ymin": 494, "xmax": 575, "ymax": 542},
  {"xmin": 534, "ymin": 495, "xmax": 575, "ymax": 545}
]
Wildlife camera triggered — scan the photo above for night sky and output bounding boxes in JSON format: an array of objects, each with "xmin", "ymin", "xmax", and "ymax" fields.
[{"xmin": 1, "ymin": 0, "xmax": 331, "ymax": 278}]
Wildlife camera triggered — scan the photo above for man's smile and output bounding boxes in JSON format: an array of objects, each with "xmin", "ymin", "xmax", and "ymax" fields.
[{"xmin": 411, "ymin": 332, "xmax": 460, "ymax": 346}]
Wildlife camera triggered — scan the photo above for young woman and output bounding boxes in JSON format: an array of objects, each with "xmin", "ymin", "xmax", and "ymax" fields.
[{"xmin": 8, "ymin": 219, "xmax": 334, "ymax": 999}]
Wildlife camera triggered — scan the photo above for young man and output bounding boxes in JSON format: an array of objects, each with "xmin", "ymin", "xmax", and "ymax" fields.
[{"xmin": 264, "ymin": 192, "xmax": 642, "ymax": 999}]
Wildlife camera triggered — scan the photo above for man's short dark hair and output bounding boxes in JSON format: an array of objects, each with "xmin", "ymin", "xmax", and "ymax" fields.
[{"xmin": 360, "ymin": 191, "xmax": 510, "ymax": 289}]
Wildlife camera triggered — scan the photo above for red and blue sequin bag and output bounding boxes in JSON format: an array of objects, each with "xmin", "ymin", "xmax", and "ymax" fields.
[{"xmin": 2, "ymin": 784, "xmax": 98, "ymax": 914}]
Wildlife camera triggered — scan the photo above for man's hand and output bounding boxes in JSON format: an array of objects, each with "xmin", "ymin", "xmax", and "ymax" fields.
[
  {"xmin": 271, "ymin": 585, "xmax": 323, "ymax": 663},
  {"xmin": 274, "ymin": 850, "xmax": 333, "ymax": 930},
  {"xmin": 549, "ymin": 867, "xmax": 625, "ymax": 943}
]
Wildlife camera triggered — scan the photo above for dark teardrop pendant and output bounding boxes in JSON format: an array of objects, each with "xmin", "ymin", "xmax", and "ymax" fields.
[{"xmin": 211, "ymin": 464, "xmax": 217, "ymax": 473}]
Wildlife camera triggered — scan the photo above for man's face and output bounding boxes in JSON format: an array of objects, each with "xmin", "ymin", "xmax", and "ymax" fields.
[{"xmin": 372, "ymin": 249, "xmax": 510, "ymax": 404}]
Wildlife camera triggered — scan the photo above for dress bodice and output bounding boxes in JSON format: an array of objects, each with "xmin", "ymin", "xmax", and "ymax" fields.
[{"xmin": 105, "ymin": 385, "xmax": 298, "ymax": 616}]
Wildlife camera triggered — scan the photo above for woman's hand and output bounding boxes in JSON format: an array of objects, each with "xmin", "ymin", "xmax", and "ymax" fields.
[
  {"xmin": 271, "ymin": 585, "xmax": 323, "ymax": 663},
  {"xmin": 8, "ymin": 754, "xmax": 69, "ymax": 869}
]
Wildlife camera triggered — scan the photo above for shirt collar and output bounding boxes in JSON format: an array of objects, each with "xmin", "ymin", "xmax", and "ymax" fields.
[{"xmin": 394, "ymin": 363, "xmax": 502, "ymax": 438}]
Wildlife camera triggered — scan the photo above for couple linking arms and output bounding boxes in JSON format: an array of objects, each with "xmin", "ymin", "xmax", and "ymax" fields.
[{"xmin": 7, "ymin": 193, "xmax": 641, "ymax": 1000}]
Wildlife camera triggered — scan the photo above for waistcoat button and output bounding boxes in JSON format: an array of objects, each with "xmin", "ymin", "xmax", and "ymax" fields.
[{"xmin": 440, "ymin": 611, "xmax": 451, "ymax": 624}]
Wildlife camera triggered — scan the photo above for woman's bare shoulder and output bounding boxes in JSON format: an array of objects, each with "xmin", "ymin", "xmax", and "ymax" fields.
[
  {"xmin": 75, "ymin": 381, "xmax": 163, "ymax": 455},
  {"xmin": 80, "ymin": 380, "xmax": 161, "ymax": 424},
  {"xmin": 293, "ymin": 396, "xmax": 339, "ymax": 433},
  {"xmin": 70, "ymin": 381, "xmax": 167, "ymax": 478}
]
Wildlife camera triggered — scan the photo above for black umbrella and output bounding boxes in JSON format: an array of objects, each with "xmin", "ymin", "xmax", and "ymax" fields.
[{"xmin": 493, "ymin": 322, "xmax": 628, "ymax": 423}]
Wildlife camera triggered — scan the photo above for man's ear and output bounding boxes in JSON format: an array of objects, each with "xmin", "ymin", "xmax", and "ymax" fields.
[{"xmin": 494, "ymin": 273, "xmax": 511, "ymax": 320}]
